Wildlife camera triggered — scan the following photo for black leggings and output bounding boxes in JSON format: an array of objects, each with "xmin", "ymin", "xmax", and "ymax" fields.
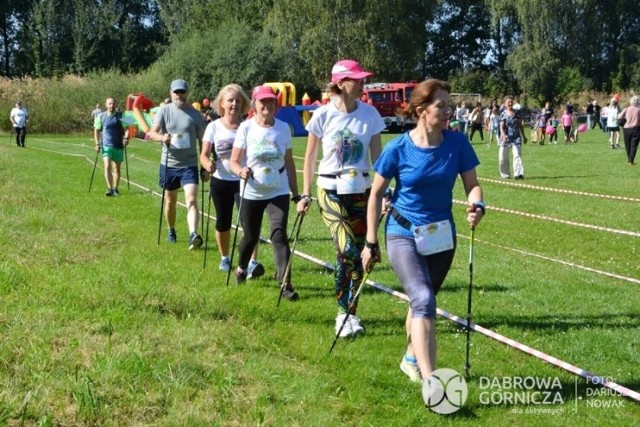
[
  {"xmin": 210, "ymin": 176, "xmax": 239, "ymax": 232},
  {"xmin": 238, "ymin": 194, "xmax": 290, "ymax": 282},
  {"xmin": 623, "ymin": 126, "xmax": 640, "ymax": 164},
  {"xmin": 469, "ymin": 122, "xmax": 484, "ymax": 141},
  {"xmin": 15, "ymin": 127, "xmax": 26, "ymax": 147}
]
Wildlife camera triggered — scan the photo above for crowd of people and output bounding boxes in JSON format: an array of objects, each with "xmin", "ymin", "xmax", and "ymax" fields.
[
  {"xmin": 86, "ymin": 62, "xmax": 485, "ymax": 404},
  {"xmin": 82, "ymin": 60, "xmax": 639, "ymax": 405},
  {"xmin": 447, "ymin": 94, "xmax": 639, "ymax": 179}
]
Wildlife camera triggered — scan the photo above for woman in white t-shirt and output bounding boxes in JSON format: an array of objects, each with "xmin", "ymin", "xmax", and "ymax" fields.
[
  {"xmin": 229, "ymin": 85, "xmax": 301, "ymax": 301},
  {"xmin": 200, "ymin": 84, "xmax": 263, "ymax": 275},
  {"xmin": 296, "ymin": 59, "xmax": 386, "ymax": 337}
]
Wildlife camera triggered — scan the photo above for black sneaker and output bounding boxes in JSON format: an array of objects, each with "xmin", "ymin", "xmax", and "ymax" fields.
[
  {"xmin": 105, "ymin": 188, "xmax": 114, "ymax": 196},
  {"xmin": 514, "ymin": 175, "xmax": 524, "ymax": 180},
  {"xmin": 113, "ymin": 188, "xmax": 120, "ymax": 196},
  {"xmin": 167, "ymin": 229, "xmax": 177, "ymax": 243},
  {"xmin": 247, "ymin": 260, "xmax": 265, "ymax": 279},
  {"xmin": 189, "ymin": 232, "xmax": 203, "ymax": 250},
  {"xmin": 281, "ymin": 284, "xmax": 299, "ymax": 302},
  {"xmin": 236, "ymin": 269, "xmax": 247, "ymax": 285}
]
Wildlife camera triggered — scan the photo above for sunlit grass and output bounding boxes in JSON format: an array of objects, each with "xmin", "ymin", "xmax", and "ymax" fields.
[{"xmin": 0, "ymin": 130, "xmax": 638, "ymax": 425}]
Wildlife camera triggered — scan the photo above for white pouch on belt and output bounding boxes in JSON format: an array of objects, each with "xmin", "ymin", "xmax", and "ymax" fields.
[
  {"xmin": 252, "ymin": 165, "xmax": 281, "ymax": 188},
  {"xmin": 336, "ymin": 168, "xmax": 368, "ymax": 195},
  {"xmin": 412, "ymin": 220, "xmax": 454, "ymax": 255}
]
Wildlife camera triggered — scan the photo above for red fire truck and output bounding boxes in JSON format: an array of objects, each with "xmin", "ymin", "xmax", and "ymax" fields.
[{"xmin": 362, "ymin": 82, "xmax": 417, "ymax": 132}]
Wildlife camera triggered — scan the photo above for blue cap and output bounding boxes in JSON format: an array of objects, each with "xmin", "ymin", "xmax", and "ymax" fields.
[{"xmin": 170, "ymin": 79, "xmax": 188, "ymax": 92}]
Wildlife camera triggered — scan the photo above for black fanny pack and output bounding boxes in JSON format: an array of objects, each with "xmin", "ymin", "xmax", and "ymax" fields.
[{"xmin": 390, "ymin": 206, "xmax": 412, "ymax": 230}]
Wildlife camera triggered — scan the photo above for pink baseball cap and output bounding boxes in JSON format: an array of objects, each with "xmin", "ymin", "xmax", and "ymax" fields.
[
  {"xmin": 252, "ymin": 85, "xmax": 278, "ymax": 101},
  {"xmin": 331, "ymin": 59, "xmax": 373, "ymax": 83}
]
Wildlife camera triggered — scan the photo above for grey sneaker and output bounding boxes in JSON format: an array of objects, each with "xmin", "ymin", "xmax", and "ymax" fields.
[
  {"xmin": 400, "ymin": 359, "xmax": 422, "ymax": 383},
  {"xmin": 235, "ymin": 269, "xmax": 247, "ymax": 285},
  {"xmin": 281, "ymin": 283, "xmax": 299, "ymax": 301},
  {"xmin": 247, "ymin": 260, "xmax": 265, "ymax": 279},
  {"xmin": 189, "ymin": 232, "xmax": 203, "ymax": 250},
  {"xmin": 113, "ymin": 188, "xmax": 120, "ymax": 196},
  {"xmin": 219, "ymin": 257, "xmax": 231, "ymax": 272}
]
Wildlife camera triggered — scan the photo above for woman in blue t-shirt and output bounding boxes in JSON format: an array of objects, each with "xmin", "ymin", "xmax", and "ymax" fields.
[{"xmin": 361, "ymin": 79, "xmax": 485, "ymax": 389}]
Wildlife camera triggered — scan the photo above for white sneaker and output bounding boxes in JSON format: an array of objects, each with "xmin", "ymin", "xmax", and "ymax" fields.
[
  {"xmin": 400, "ymin": 359, "xmax": 422, "ymax": 383},
  {"xmin": 219, "ymin": 257, "xmax": 230, "ymax": 272},
  {"xmin": 348, "ymin": 315, "xmax": 365, "ymax": 335},
  {"xmin": 335, "ymin": 313, "xmax": 354, "ymax": 338}
]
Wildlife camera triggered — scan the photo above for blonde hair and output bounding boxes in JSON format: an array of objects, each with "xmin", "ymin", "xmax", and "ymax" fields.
[{"xmin": 213, "ymin": 84, "xmax": 250, "ymax": 117}]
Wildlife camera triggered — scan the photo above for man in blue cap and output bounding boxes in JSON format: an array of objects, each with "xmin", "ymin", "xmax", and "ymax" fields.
[{"xmin": 149, "ymin": 79, "xmax": 206, "ymax": 250}]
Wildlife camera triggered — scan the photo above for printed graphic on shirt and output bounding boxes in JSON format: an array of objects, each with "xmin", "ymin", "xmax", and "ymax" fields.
[
  {"xmin": 216, "ymin": 138, "xmax": 234, "ymax": 159},
  {"xmin": 331, "ymin": 129, "xmax": 364, "ymax": 167},
  {"xmin": 252, "ymin": 137, "xmax": 282, "ymax": 188}
]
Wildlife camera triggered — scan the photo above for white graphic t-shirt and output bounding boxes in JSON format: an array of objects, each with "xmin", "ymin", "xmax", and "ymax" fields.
[
  {"xmin": 305, "ymin": 100, "xmax": 386, "ymax": 190},
  {"xmin": 233, "ymin": 117, "xmax": 292, "ymax": 201},
  {"xmin": 203, "ymin": 119, "xmax": 239, "ymax": 181}
]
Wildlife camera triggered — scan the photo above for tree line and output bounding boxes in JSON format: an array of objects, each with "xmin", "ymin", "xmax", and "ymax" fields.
[{"xmin": 1, "ymin": 0, "xmax": 639, "ymax": 105}]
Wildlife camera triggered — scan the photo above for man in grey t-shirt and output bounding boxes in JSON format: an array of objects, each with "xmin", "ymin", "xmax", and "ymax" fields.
[{"xmin": 149, "ymin": 79, "xmax": 206, "ymax": 249}]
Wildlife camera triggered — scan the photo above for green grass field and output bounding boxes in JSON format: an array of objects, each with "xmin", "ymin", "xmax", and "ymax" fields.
[{"xmin": 0, "ymin": 128, "xmax": 638, "ymax": 426}]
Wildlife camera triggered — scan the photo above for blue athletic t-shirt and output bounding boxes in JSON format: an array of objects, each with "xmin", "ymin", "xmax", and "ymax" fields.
[{"xmin": 374, "ymin": 130, "xmax": 480, "ymax": 238}]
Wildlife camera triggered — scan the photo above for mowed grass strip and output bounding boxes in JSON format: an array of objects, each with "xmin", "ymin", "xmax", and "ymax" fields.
[{"xmin": 0, "ymin": 132, "xmax": 638, "ymax": 425}]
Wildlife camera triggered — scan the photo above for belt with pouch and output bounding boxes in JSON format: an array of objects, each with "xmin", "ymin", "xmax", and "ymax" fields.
[
  {"xmin": 319, "ymin": 172, "xmax": 369, "ymax": 179},
  {"xmin": 389, "ymin": 206, "xmax": 412, "ymax": 230}
]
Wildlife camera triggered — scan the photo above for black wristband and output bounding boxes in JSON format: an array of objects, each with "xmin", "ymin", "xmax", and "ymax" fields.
[
  {"xmin": 291, "ymin": 195, "xmax": 302, "ymax": 203},
  {"xmin": 473, "ymin": 202, "xmax": 486, "ymax": 215},
  {"xmin": 365, "ymin": 240, "xmax": 379, "ymax": 251}
]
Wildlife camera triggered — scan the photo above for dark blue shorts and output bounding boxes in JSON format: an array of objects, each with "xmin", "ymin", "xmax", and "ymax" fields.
[{"xmin": 159, "ymin": 165, "xmax": 199, "ymax": 191}]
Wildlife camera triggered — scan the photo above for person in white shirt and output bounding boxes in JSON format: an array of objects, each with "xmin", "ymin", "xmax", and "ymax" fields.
[
  {"xmin": 229, "ymin": 85, "xmax": 300, "ymax": 301},
  {"xmin": 10, "ymin": 101, "xmax": 29, "ymax": 147},
  {"xmin": 297, "ymin": 59, "xmax": 385, "ymax": 337},
  {"xmin": 199, "ymin": 84, "xmax": 263, "ymax": 276}
]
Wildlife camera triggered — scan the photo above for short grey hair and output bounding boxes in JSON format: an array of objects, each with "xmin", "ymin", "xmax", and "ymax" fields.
[{"xmin": 630, "ymin": 95, "xmax": 639, "ymax": 106}]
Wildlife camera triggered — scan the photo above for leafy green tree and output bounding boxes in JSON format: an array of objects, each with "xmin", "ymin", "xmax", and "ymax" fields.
[
  {"xmin": 148, "ymin": 18, "xmax": 284, "ymax": 101},
  {"xmin": 425, "ymin": 0, "xmax": 492, "ymax": 80},
  {"xmin": 0, "ymin": 0, "xmax": 33, "ymax": 76}
]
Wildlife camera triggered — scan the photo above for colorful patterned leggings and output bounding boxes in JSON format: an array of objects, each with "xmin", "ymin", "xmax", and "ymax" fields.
[{"xmin": 316, "ymin": 187, "xmax": 369, "ymax": 314}]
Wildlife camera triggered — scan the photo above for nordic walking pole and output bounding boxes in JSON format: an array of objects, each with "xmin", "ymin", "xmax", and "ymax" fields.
[
  {"xmin": 464, "ymin": 226, "xmax": 476, "ymax": 379},
  {"xmin": 200, "ymin": 170, "xmax": 205, "ymax": 236},
  {"xmin": 203, "ymin": 183, "xmax": 213, "ymax": 270},
  {"xmin": 202, "ymin": 150, "xmax": 218, "ymax": 269},
  {"xmin": 277, "ymin": 213, "xmax": 304, "ymax": 308},
  {"xmin": 89, "ymin": 143, "xmax": 101, "ymax": 192},
  {"xmin": 329, "ymin": 269, "xmax": 371, "ymax": 354},
  {"xmin": 288, "ymin": 211, "xmax": 300, "ymax": 242},
  {"xmin": 226, "ymin": 176, "xmax": 249, "ymax": 287},
  {"xmin": 157, "ymin": 147, "xmax": 170, "ymax": 245},
  {"xmin": 124, "ymin": 144, "xmax": 130, "ymax": 190}
]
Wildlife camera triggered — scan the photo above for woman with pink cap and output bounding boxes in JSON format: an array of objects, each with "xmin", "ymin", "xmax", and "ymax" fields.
[
  {"xmin": 296, "ymin": 59, "xmax": 386, "ymax": 337},
  {"xmin": 229, "ymin": 85, "xmax": 301, "ymax": 301}
]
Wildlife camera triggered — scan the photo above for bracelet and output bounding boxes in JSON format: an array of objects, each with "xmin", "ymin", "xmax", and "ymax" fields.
[
  {"xmin": 293, "ymin": 195, "xmax": 311, "ymax": 203},
  {"xmin": 365, "ymin": 240, "xmax": 379, "ymax": 251},
  {"xmin": 473, "ymin": 201, "xmax": 486, "ymax": 215}
]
